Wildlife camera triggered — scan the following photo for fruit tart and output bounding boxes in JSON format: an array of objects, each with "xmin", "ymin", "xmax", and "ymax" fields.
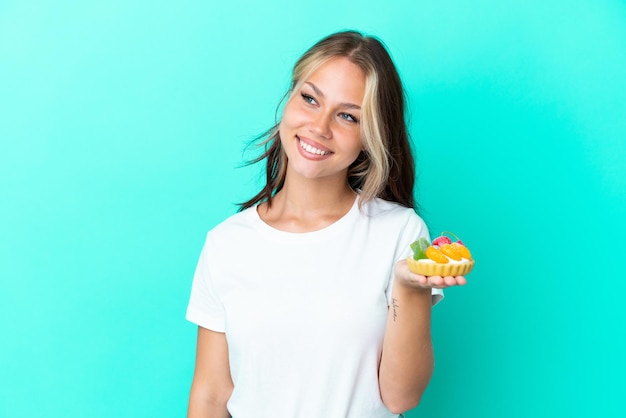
[{"xmin": 407, "ymin": 232, "xmax": 475, "ymax": 277}]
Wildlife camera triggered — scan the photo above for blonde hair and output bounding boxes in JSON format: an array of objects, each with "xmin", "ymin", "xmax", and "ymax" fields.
[{"xmin": 241, "ymin": 31, "xmax": 415, "ymax": 210}]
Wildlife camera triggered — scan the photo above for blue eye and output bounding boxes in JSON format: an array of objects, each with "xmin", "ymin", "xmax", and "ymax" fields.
[
  {"xmin": 340, "ymin": 113, "xmax": 359, "ymax": 123},
  {"xmin": 301, "ymin": 93, "xmax": 317, "ymax": 105}
]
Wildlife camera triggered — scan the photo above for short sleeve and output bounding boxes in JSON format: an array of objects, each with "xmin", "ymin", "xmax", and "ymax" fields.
[
  {"xmin": 386, "ymin": 211, "xmax": 444, "ymax": 306},
  {"xmin": 185, "ymin": 233, "xmax": 226, "ymax": 332}
]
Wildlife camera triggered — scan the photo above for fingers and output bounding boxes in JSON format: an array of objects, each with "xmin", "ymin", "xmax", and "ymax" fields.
[
  {"xmin": 396, "ymin": 260, "xmax": 467, "ymax": 289},
  {"xmin": 442, "ymin": 275, "xmax": 466, "ymax": 286},
  {"xmin": 426, "ymin": 275, "xmax": 444, "ymax": 287},
  {"xmin": 454, "ymin": 275, "xmax": 467, "ymax": 286},
  {"xmin": 445, "ymin": 275, "xmax": 466, "ymax": 287},
  {"xmin": 413, "ymin": 275, "xmax": 467, "ymax": 288}
]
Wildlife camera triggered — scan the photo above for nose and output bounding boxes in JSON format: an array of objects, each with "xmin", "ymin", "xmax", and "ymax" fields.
[{"xmin": 308, "ymin": 111, "xmax": 332, "ymax": 139}]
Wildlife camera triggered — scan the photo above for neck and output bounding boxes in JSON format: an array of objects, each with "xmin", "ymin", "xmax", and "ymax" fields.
[
  {"xmin": 258, "ymin": 173, "xmax": 357, "ymax": 233},
  {"xmin": 279, "ymin": 175, "xmax": 355, "ymax": 210}
]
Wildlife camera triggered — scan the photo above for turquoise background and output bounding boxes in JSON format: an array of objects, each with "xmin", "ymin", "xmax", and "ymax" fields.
[{"xmin": 1, "ymin": 0, "xmax": 625, "ymax": 417}]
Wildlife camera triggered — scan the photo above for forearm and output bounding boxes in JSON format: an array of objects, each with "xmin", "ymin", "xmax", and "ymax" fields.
[
  {"xmin": 379, "ymin": 280, "xmax": 434, "ymax": 414},
  {"xmin": 188, "ymin": 327, "xmax": 233, "ymax": 418}
]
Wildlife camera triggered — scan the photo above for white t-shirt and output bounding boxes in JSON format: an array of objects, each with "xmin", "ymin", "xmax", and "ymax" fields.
[{"xmin": 186, "ymin": 196, "xmax": 443, "ymax": 418}]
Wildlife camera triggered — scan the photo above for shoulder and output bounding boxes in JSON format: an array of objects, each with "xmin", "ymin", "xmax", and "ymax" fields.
[
  {"xmin": 359, "ymin": 197, "xmax": 429, "ymax": 242},
  {"xmin": 205, "ymin": 206, "xmax": 259, "ymax": 243},
  {"xmin": 361, "ymin": 197, "xmax": 422, "ymax": 223}
]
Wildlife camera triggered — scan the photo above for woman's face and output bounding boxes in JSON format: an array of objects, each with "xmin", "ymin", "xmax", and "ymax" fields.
[{"xmin": 279, "ymin": 57, "xmax": 366, "ymax": 184}]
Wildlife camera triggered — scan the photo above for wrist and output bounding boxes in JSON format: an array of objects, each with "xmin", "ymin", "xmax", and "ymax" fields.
[
  {"xmin": 389, "ymin": 278, "xmax": 433, "ymax": 324},
  {"xmin": 393, "ymin": 279, "xmax": 432, "ymax": 297}
]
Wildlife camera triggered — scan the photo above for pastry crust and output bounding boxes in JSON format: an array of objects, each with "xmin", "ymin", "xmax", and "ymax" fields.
[{"xmin": 407, "ymin": 257, "xmax": 475, "ymax": 277}]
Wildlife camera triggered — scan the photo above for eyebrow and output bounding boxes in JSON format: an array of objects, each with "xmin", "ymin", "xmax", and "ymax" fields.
[{"xmin": 304, "ymin": 82, "xmax": 362, "ymax": 110}]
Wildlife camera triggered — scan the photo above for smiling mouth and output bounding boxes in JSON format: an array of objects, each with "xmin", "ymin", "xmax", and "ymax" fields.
[{"xmin": 298, "ymin": 138, "xmax": 332, "ymax": 156}]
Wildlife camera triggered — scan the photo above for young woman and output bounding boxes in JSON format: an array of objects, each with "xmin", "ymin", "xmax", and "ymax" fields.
[{"xmin": 186, "ymin": 30, "xmax": 466, "ymax": 418}]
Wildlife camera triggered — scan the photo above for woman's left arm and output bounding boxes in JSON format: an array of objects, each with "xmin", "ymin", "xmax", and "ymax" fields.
[{"xmin": 378, "ymin": 259, "xmax": 466, "ymax": 414}]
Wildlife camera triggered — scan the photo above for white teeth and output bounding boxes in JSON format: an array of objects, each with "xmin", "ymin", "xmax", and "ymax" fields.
[{"xmin": 299, "ymin": 139, "xmax": 330, "ymax": 155}]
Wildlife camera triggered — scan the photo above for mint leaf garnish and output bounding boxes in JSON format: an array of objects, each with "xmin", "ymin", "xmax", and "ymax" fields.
[{"xmin": 410, "ymin": 237, "xmax": 430, "ymax": 260}]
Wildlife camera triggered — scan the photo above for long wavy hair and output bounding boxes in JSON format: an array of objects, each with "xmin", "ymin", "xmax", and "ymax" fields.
[{"xmin": 240, "ymin": 30, "xmax": 416, "ymax": 211}]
